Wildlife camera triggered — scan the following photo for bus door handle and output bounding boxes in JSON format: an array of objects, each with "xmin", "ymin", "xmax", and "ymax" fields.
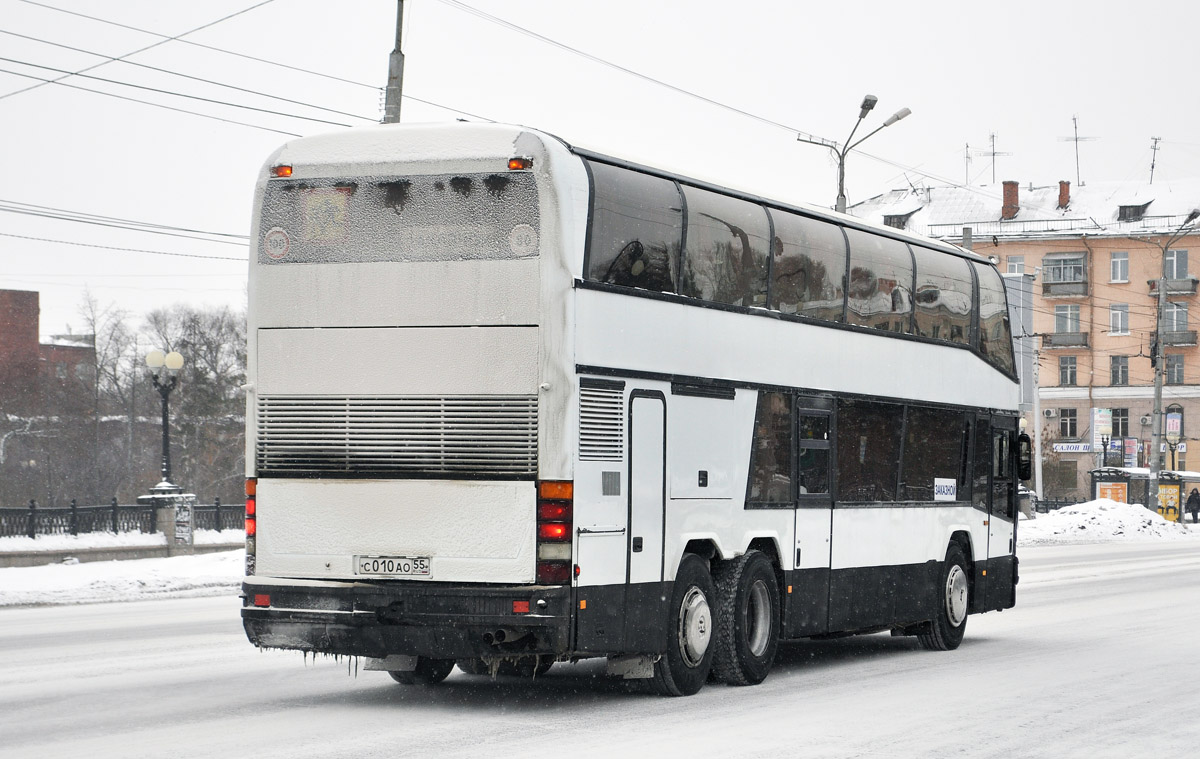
[{"xmin": 577, "ymin": 525, "xmax": 626, "ymax": 536}]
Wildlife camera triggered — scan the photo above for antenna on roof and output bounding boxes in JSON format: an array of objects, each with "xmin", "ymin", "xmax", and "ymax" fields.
[
  {"xmin": 1058, "ymin": 115, "xmax": 1097, "ymax": 186},
  {"xmin": 968, "ymin": 134, "xmax": 1011, "ymax": 184},
  {"xmin": 1150, "ymin": 137, "xmax": 1161, "ymax": 185}
]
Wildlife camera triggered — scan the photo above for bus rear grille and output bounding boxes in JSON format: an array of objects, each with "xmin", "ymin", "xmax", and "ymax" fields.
[{"xmin": 256, "ymin": 395, "xmax": 537, "ymax": 478}]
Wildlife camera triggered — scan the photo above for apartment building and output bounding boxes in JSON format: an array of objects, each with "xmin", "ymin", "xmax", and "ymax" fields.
[{"xmin": 851, "ymin": 179, "xmax": 1200, "ymax": 499}]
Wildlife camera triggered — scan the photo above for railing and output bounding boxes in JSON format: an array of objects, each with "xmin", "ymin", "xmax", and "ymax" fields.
[
  {"xmin": 0, "ymin": 498, "xmax": 243, "ymax": 539},
  {"xmin": 1043, "ymin": 332, "xmax": 1089, "ymax": 348},
  {"xmin": 1148, "ymin": 278, "xmax": 1199, "ymax": 296},
  {"xmin": 1033, "ymin": 497, "xmax": 1084, "ymax": 513}
]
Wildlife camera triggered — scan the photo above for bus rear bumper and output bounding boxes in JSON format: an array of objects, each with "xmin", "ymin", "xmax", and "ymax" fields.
[{"xmin": 241, "ymin": 579, "xmax": 572, "ymax": 660}]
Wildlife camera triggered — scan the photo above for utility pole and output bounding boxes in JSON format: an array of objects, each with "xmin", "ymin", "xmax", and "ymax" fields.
[
  {"xmin": 382, "ymin": 0, "xmax": 405, "ymax": 124},
  {"xmin": 1148, "ymin": 210, "xmax": 1199, "ymax": 510},
  {"xmin": 1149, "ymin": 137, "xmax": 1161, "ymax": 185}
]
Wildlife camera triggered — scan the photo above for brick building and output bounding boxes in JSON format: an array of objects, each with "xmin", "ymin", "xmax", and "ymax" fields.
[
  {"xmin": 0, "ymin": 289, "xmax": 95, "ymax": 413},
  {"xmin": 851, "ymin": 179, "xmax": 1200, "ymax": 499}
]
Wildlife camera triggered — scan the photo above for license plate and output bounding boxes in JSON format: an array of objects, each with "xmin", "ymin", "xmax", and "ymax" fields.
[{"xmin": 354, "ymin": 555, "xmax": 431, "ymax": 577}]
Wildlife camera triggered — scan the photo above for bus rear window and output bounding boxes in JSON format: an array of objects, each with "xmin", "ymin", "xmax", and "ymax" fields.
[{"xmin": 257, "ymin": 172, "xmax": 540, "ymax": 265}]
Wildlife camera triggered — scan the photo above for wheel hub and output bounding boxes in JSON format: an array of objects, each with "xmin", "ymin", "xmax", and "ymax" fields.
[
  {"xmin": 678, "ymin": 587, "xmax": 712, "ymax": 667},
  {"xmin": 945, "ymin": 564, "xmax": 969, "ymax": 627},
  {"xmin": 747, "ymin": 579, "xmax": 771, "ymax": 656}
]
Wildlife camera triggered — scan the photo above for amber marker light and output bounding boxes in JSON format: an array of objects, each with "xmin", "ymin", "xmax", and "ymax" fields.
[
  {"xmin": 508, "ymin": 157, "xmax": 532, "ymax": 170},
  {"xmin": 271, "ymin": 165, "xmax": 293, "ymax": 177},
  {"xmin": 538, "ymin": 481, "xmax": 573, "ymax": 500}
]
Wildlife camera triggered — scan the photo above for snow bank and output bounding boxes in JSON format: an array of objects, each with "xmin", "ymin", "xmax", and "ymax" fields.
[
  {"xmin": 1020, "ymin": 499, "xmax": 1197, "ymax": 545},
  {"xmin": 0, "ymin": 549, "xmax": 244, "ymax": 607},
  {"xmin": 0, "ymin": 528, "xmax": 244, "ymax": 552}
]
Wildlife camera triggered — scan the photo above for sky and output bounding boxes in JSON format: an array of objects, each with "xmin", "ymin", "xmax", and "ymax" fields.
[{"xmin": 3, "ymin": 0, "xmax": 1200, "ymax": 337}]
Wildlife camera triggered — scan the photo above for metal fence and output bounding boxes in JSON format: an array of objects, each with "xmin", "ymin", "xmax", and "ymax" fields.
[
  {"xmin": 1034, "ymin": 497, "xmax": 1083, "ymax": 513},
  {"xmin": 0, "ymin": 498, "xmax": 242, "ymax": 539}
]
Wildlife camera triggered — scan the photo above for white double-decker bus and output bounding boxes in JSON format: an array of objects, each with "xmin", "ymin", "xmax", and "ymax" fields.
[{"xmin": 240, "ymin": 122, "xmax": 1032, "ymax": 696}]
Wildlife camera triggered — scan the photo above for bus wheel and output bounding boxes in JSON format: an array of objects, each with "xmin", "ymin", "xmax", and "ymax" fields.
[
  {"xmin": 919, "ymin": 543, "xmax": 969, "ymax": 651},
  {"xmin": 651, "ymin": 554, "xmax": 716, "ymax": 696},
  {"xmin": 711, "ymin": 550, "xmax": 780, "ymax": 685},
  {"xmin": 388, "ymin": 657, "xmax": 455, "ymax": 685}
]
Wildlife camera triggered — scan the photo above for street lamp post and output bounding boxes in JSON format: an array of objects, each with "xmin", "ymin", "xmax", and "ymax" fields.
[
  {"xmin": 798, "ymin": 94, "xmax": 912, "ymax": 213},
  {"xmin": 146, "ymin": 349, "xmax": 185, "ymax": 494},
  {"xmin": 1148, "ymin": 210, "xmax": 1199, "ymax": 512}
]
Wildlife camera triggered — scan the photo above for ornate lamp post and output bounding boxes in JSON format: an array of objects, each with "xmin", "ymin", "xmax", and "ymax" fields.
[{"xmin": 146, "ymin": 349, "xmax": 185, "ymax": 494}]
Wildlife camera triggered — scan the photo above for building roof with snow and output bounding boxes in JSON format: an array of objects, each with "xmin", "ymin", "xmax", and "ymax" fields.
[{"xmin": 848, "ymin": 178, "xmax": 1200, "ymax": 242}]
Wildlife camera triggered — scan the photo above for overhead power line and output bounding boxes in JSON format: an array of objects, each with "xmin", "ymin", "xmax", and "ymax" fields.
[
  {"xmin": 0, "ymin": 231, "xmax": 247, "ymax": 261},
  {"xmin": 0, "ymin": 66, "xmax": 301, "ymax": 136},
  {"xmin": 0, "ymin": 28, "xmax": 376, "ymax": 123},
  {"xmin": 16, "ymin": 0, "xmax": 377, "ymax": 90},
  {"xmin": 1, "ymin": 0, "xmax": 277, "ymax": 101},
  {"xmin": 0, "ymin": 201, "xmax": 249, "ymax": 247},
  {"xmin": 0, "ymin": 55, "xmax": 354, "ymax": 127}
]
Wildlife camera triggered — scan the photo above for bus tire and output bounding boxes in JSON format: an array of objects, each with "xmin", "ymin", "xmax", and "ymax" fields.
[
  {"xmin": 651, "ymin": 554, "xmax": 716, "ymax": 697},
  {"xmin": 919, "ymin": 543, "xmax": 969, "ymax": 652},
  {"xmin": 711, "ymin": 550, "xmax": 780, "ymax": 686},
  {"xmin": 388, "ymin": 657, "xmax": 455, "ymax": 685}
]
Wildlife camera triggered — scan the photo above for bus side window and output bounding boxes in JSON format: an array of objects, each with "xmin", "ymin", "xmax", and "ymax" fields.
[
  {"xmin": 837, "ymin": 399, "xmax": 903, "ymax": 501},
  {"xmin": 911, "ymin": 245, "xmax": 973, "ymax": 345},
  {"xmin": 844, "ymin": 228, "xmax": 914, "ymax": 334},
  {"xmin": 585, "ymin": 161, "xmax": 682, "ymax": 294},
  {"xmin": 769, "ymin": 211, "xmax": 847, "ymax": 322},
  {"xmin": 796, "ymin": 412, "xmax": 831, "ymax": 495},
  {"xmin": 972, "ymin": 262, "xmax": 1016, "ymax": 375},
  {"xmin": 679, "ymin": 186, "xmax": 770, "ymax": 308},
  {"xmin": 748, "ymin": 392, "xmax": 792, "ymax": 505}
]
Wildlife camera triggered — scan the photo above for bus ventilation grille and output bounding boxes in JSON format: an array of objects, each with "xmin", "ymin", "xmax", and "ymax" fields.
[
  {"xmin": 255, "ymin": 395, "xmax": 537, "ymax": 478},
  {"xmin": 579, "ymin": 386, "xmax": 624, "ymax": 461}
]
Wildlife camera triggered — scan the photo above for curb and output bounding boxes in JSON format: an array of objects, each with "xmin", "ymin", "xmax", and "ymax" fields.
[{"xmin": 0, "ymin": 543, "xmax": 244, "ymax": 568}]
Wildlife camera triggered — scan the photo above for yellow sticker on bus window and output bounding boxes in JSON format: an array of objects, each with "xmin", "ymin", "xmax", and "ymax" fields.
[{"xmin": 302, "ymin": 188, "xmax": 350, "ymax": 244}]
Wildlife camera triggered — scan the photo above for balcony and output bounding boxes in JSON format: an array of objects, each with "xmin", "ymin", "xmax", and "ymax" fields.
[
  {"xmin": 1148, "ymin": 278, "xmax": 1199, "ymax": 296},
  {"xmin": 1042, "ymin": 280, "xmax": 1087, "ymax": 297},
  {"xmin": 1044, "ymin": 332, "xmax": 1089, "ymax": 348},
  {"xmin": 1162, "ymin": 330, "xmax": 1198, "ymax": 346}
]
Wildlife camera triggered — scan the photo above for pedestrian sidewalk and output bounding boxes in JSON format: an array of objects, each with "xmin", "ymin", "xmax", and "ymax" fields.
[{"xmin": 0, "ymin": 529, "xmax": 245, "ymax": 568}]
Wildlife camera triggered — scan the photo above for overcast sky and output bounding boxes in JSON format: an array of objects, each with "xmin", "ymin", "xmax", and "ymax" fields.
[{"xmin": 3, "ymin": 0, "xmax": 1199, "ymax": 337}]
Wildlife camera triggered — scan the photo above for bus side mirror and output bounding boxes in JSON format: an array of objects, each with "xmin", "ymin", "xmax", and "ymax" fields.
[{"xmin": 1017, "ymin": 432, "xmax": 1033, "ymax": 482}]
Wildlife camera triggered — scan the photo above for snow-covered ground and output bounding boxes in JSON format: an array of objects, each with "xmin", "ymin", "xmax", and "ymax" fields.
[{"xmin": 0, "ymin": 500, "xmax": 1194, "ymax": 608}]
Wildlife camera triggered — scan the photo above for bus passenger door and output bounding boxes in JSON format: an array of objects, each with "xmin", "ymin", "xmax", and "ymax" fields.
[
  {"xmin": 987, "ymin": 417, "xmax": 1017, "ymax": 610},
  {"xmin": 790, "ymin": 399, "xmax": 834, "ymax": 636},
  {"xmin": 624, "ymin": 392, "xmax": 667, "ymax": 651}
]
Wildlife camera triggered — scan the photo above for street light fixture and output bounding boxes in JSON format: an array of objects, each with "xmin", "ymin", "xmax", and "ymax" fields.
[
  {"xmin": 797, "ymin": 94, "xmax": 912, "ymax": 213},
  {"xmin": 146, "ymin": 349, "xmax": 185, "ymax": 494},
  {"xmin": 1148, "ymin": 209, "xmax": 1200, "ymax": 511}
]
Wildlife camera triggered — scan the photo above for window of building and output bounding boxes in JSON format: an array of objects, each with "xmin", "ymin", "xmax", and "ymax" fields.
[
  {"xmin": 1007, "ymin": 256, "xmax": 1025, "ymax": 274},
  {"xmin": 1044, "ymin": 254, "xmax": 1085, "ymax": 283},
  {"xmin": 1112, "ymin": 408, "xmax": 1129, "ymax": 439},
  {"xmin": 1055, "ymin": 304, "xmax": 1081, "ymax": 333},
  {"xmin": 748, "ymin": 392, "xmax": 792, "ymax": 503},
  {"xmin": 1110, "ymin": 304, "xmax": 1129, "ymax": 335},
  {"xmin": 1111, "ymin": 355, "xmax": 1129, "ymax": 386},
  {"xmin": 1059, "ymin": 408, "xmax": 1078, "ymax": 438},
  {"xmin": 1111, "ymin": 251, "xmax": 1129, "ymax": 282},
  {"xmin": 1167, "ymin": 354, "xmax": 1184, "ymax": 385},
  {"xmin": 1059, "ymin": 355, "xmax": 1077, "ymax": 386},
  {"xmin": 1166, "ymin": 302, "xmax": 1189, "ymax": 333},
  {"xmin": 1119, "ymin": 202, "xmax": 1152, "ymax": 222},
  {"xmin": 1166, "ymin": 249, "xmax": 1189, "ymax": 280}
]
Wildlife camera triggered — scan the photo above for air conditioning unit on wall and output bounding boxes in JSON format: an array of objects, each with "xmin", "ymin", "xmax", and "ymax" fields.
[
  {"xmin": 1043, "ymin": 408, "xmax": 1058, "ymax": 418},
  {"xmin": 1141, "ymin": 415, "xmax": 1153, "ymax": 426}
]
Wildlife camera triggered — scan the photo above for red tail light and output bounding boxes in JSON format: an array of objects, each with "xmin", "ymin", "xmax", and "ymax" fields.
[
  {"xmin": 245, "ymin": 478, "xmax": 257, "ymax": 574},
  {"xmin": 536, "ymin": 480, "xmax": 573, "ymax": 585}
]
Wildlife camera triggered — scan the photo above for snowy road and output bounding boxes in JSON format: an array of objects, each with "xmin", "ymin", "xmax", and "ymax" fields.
[{"xmin": 2, "ymin": 541, "xmax": 1198, "ymax": 759}]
